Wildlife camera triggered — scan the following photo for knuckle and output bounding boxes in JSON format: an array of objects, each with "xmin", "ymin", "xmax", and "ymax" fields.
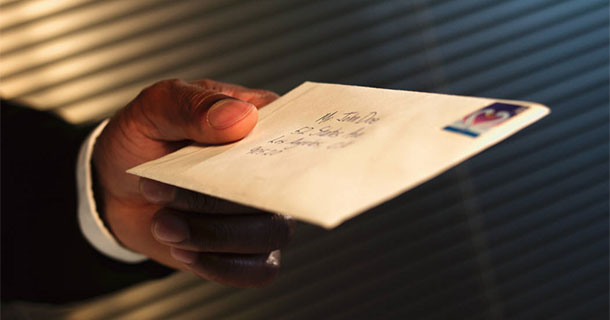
[
  {"xmin": 191, "ymin": 222, "xmax": 228, "ymax": 251},
  {"xmin": 197, "ymin": 78, "xmax": 215, "ymax": 89},
  {"xmin": 212, "ymin": 222, "xmax": 231, "ymax": 242},
  {"xmin": 157, "ymin": 78, "xmax": 182, "ymax": 89},
  {"xmin": 191, "ymin": 232, "xmax": 213, "ymax": 251},
  {"xmin": 183, "ymin": 191, "xmax": 219, "ymax": 212},
  {"xmin": 193, "ymin": 254, "xmax": 231, "ymax": 283},
  {"xmin": 177, "ymin": 87, "xmax": 219, "ymax": 121},
  {"xmin": 260, "ymin": 89, "xmax": 280, "ymax": 99},
  {"xmin": 140, "ymin": 79, "xmax": 180, "ymax": 99}
]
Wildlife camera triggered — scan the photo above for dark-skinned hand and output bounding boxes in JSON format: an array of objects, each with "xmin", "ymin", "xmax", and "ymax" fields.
[{"xmin": 93, "ymin": 79, "xmax": 295, "ymax": 287}]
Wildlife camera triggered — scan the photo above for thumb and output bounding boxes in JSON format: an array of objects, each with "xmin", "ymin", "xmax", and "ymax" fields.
[{"xmin": 128, "ymin": 79, "xmax": 258, "ymax": 144}]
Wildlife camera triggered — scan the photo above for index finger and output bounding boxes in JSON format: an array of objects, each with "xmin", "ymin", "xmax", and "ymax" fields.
[{"xmin": 140, "ymin": 178, "xmax": 261, "ymax": 214}]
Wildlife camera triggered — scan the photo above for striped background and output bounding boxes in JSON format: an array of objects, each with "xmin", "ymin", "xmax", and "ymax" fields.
[{"xmin": 1, "ymin": 0, "xmax": 608, "ymax": 319}]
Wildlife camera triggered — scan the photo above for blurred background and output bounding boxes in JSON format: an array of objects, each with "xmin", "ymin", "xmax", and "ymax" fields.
[{"xmin": 1, "ymin": 0, "xmax": 608, "ymax": 319}]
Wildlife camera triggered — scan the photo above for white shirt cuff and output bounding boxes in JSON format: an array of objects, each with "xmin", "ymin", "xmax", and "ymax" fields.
[{"xmin": 77, "ymin": 120, "xmax": 147, "ymax": 263}]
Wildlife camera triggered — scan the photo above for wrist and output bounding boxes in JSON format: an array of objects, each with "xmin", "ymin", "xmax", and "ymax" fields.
[
  {"xmin": 91, "ymin": 160, "xmax": 115, "ymax": 240},
  {"xmin": 77, "ymin": 119, "xmax": 147, "ymax": 263}
]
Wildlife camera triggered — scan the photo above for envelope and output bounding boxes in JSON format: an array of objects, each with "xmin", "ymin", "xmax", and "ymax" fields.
[{"xmin": 128, "ymin": 82, "xmax": 549, "ymax": 228}]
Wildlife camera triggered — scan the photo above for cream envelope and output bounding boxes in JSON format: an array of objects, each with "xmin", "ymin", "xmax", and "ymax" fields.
[{"xmin": 128, "ymin": 82, "xmax": 549, "ymax": 228}]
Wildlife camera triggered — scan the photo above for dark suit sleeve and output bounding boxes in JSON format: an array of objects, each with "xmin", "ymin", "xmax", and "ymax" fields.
[{"xmin": 1, "ymin": 100, "xmax": 173, "ymax": 304}]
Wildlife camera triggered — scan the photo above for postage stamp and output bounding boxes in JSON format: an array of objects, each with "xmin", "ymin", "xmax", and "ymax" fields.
[{"xmin": 443, "ymin": 102, "xmax": 527, "ymax": 137}]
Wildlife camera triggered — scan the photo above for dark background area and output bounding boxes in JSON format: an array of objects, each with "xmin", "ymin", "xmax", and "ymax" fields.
[{"xmin": 1, "ymin": 0, "xmax": 608, "ymax": 319}]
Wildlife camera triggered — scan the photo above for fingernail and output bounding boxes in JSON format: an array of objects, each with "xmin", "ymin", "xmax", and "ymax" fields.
[
  {"xmin": 153, "ymin": 213, "xmax": 189, "ymax": 243},
  {"xmin": 140, "ymin": 179, "xmax": 175, "ymax": 204},
  {"xmin": 266, "ymin": 250, "xmax": 281, "ymax": 266},
  {"xmin": 207, "ymin": 99, "xmax": 255, "ymax": 129},
  {"xmin": 170, "ymin": 247, "xmax": 197, "ymax": 265}
]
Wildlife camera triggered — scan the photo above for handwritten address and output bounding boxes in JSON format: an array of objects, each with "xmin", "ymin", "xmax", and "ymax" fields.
[{"xmin": 247, "ymin": 111, "xmax": 380, "ymax": 156}]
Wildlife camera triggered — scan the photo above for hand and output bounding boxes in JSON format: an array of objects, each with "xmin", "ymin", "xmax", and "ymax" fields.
[{"xmin": 92, "ymin": 79, "xmax": 295, "ymax": 287}]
